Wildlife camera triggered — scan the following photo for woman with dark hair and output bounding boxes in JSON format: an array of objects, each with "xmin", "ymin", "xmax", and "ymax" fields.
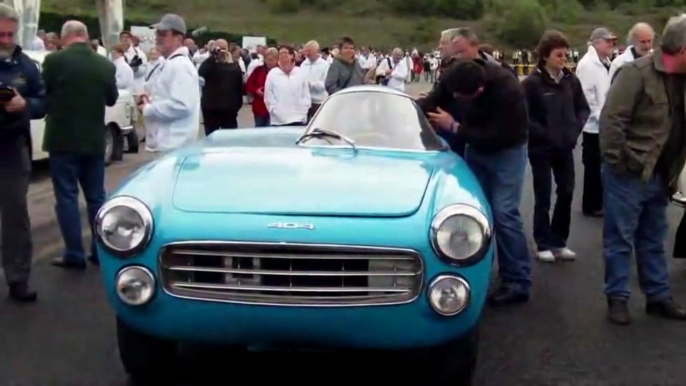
[
  {"xmin": 521, "ymin": 30, "xmax": 590, "ymax": 263},
  {"xmin": 264, "ymin": 45, "xmax": 311, "ymax": 126}
]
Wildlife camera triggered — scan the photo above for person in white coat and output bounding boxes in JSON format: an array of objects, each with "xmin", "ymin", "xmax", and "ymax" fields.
[
  {"xmin": 375, "ymin": 48, "xmax": 409, "ymax": 92},
  {"xmin": 575, "ymin": 27, "xmax": 617, "ymax": 217},
  {"xmin": 608, "ymin": 22, "xmax": 655, "ymax": 82},
  {"xmin": 119, "ymin": 31, "xmax": 148, "ymax": 95},
  {"xmin": 111, "ymin": 44, "xmax": 134, "ymax": 93},
  {"xmin": 264, "ymin": 45, "xmax": 311, "ymax": 126},
  {"xmin": 300, "ymin": 40, "xmax": 329, "ymax": 121},
  {"xmin": 139, "ymin": 14, "xmax": 200, "ymax": 152}
]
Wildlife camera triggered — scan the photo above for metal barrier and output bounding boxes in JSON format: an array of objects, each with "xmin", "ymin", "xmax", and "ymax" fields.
[{"xmin": 513, "ymin": 64, "xmax": 577, "ymax": 76}]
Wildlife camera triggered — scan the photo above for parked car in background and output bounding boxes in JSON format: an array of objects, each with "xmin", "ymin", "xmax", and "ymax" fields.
[
  {"xmin": 95, "ymin": 86, "xmax": 494, "ymax": 385},
  {"xmin": 25, "ymin": 50, "xmax": 138, "ymax": 165}
]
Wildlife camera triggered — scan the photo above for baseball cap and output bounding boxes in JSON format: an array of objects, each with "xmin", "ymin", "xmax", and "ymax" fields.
[
  {"xmin": 589, "ymin": 27, "xmax": 617, "ymax": 41},
  {"xmin": 153, "ymin": 14, "xmax": 187, "ymax": 35}
]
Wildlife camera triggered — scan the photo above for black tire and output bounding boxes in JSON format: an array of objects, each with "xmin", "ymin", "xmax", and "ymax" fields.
[
  {"xmin": 112, "ymin": 126, "xmax": 124, "ymax": 162},
  {"xmin": 116, "ymin": 317, "xmax": 178, "ymax": 384},
  {"xmin": 423, "ymin": 328, "xmax": 479, "ymax": 385},
  {"xmin": 125, "ymin": 130, "xmax": 139, "ymax": 153},
  {"xmin": 104, "ymin": 125, "xmax": 115, "ymax": 166}
]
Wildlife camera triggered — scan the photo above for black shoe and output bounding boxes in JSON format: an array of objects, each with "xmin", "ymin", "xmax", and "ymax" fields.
[
  {"xmin": 487, "ymin": 287, "xmax": 529, "ymax": 307},
  {"xmin": 607, "ymin": 297, "xmax": 631, "ymax": 325},
  {"xmin": 51, "ymin": 257, "xmax": 87, "ymax": 270},
  {"xmin": 8, "ymin": 283, "xmax": 37, "ymax": 303},
  {"xmin": 88, "ymin": 255, "xmax": 100, "ymax": 266},
  {"xmin": 646, "ymin": 298, "xmax": 686, "ymax": 320}
]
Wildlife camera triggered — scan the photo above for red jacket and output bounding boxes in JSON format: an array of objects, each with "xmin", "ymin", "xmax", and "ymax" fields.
[{"xmin": 246, "ymin": 65, "xmax": 270, "ymax": 117}]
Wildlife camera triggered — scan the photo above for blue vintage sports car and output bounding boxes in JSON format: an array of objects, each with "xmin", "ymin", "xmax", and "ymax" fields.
[{"xmin": 95, "ymin": 85, "xmax": 494, "ymax": 384}]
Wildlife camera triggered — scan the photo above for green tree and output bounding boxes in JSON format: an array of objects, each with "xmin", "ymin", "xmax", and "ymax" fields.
[
  {"xmin": 494, "ymin": 0, "xmax": 548, "ymax": 48},
  {"xmin": 266, "ymin": 0, "xmax": 300, "ymax": 13}
]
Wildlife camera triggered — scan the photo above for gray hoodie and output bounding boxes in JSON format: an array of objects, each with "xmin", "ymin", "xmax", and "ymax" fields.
[{"xmin": 325, "ymin": 57, "xmax": 366, "ymax": 95}]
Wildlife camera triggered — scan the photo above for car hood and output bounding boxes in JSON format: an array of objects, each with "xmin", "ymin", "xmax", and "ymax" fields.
[{"xmin": 172, "ymin": 148, "xmax": 434, "ymax": 217}]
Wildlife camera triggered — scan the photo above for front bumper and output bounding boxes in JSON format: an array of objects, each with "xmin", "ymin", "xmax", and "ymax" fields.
[{"xmin": 101, "ymin": 251, "xmax": 492, "ymax": 351}]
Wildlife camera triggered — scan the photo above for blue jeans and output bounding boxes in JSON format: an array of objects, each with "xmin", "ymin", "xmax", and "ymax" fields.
[
  {"xmin": 49, "ymin": 154, "xmax": 106, "ymax": 262},
  {"xmin": 465, "ymin": 144, "xmax": 531, "ymax": 293},
  {"xmin": 602, "ymin": 164, "xmax": 670, "ymax": 301},
  {"xmin": 254, "ymin": 115, "xmax": 270, "ymax": 127}
]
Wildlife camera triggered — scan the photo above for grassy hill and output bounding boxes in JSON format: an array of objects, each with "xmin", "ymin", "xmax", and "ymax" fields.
[{"xmin": 42, "ymin": 0, "xmax": 678, "ymax": 49}]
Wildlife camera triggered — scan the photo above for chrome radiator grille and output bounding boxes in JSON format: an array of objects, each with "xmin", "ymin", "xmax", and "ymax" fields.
[{"xmin": 159, "ymin": 242, "xmax": 424, "ymax": 306}]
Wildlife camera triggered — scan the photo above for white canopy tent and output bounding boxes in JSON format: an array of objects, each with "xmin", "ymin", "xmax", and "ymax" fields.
[{"xmin": 8, "ymin": 0, "xmax": 124, "ymax": 52}]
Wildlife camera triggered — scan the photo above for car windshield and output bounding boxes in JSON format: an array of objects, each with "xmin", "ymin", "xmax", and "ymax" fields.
[{"xmin": 301, "ymin": 90, "xmax": 446, "ymax": 151}]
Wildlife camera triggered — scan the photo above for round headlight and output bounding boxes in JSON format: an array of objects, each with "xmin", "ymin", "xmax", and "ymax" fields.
[
  {"xmin": 430, "ymin": 204, "xmax": 491, "ymax": 263},
  {"xmin": 116, "ymin": 266, "xmax": 156, "ymax": 306},
  {"xmin": 95, "ymin": 196, "xmax": 153, "ymax": 256},
  {"xmin": 428, "ymin": 275, "xmax": 470, "ymax": 316}
]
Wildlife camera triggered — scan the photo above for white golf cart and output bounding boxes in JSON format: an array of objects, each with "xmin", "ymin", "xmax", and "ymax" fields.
[{"xmin": 25, "ymin": 50, "xmax": 138, "ymax": 165}]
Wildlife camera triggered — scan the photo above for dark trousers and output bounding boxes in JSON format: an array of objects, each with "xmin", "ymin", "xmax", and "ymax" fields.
[
  {"xmin": 529, "ymin": 149, "xmax": 575, "ymax": 251},
  {"xmin": 254, "ymin": 115, "xmax": 270, "ymax": 127},
  {"xmin": 307, "ymin": 103, "xmax": 321, "ymax": 122},
  {"xmin": 465, "ymin": 144, "xmax": 531, "ymax": 294},
  {"xmin": 0, "ymin": 166, "xmax": 32, "ymax": 285},
  {"xmin": 582, "ymin": 132, "xmax": 603, "ymax": 213},
  {"xmin": 49, "ymin": 153, "xmax": 105, "ymax": 262},
  {"xmin": 603, "ymin": 164, "xmax": 670, "ymax": 301},
  {"xmin": 203, "ymin": 108, "xmax": 238, "ymax": 136}
]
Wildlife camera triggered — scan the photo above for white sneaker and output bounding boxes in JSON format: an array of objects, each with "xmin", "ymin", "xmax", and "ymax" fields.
[
  {"xmin": 554, "ymin": 248, "xmax": 577, "ymax": 261},
  {"xmin": 536, "ymin": 250, "xmax": 555, "ymax": 262}
]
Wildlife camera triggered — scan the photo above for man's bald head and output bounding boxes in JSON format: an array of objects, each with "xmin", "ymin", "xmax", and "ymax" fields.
[{"xmin": 628, "ymin": 22, "xmax": 655, "ymax": 55}]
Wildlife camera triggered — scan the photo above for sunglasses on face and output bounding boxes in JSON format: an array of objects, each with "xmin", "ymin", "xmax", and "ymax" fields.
[{"xmin": 0, "ymin": 32, "xmax": 14, "ymax": 38}]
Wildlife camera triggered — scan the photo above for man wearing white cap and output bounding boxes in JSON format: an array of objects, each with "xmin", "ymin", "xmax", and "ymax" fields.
[
  {"xmin": 575, "ymin": 27, "xmax": 617, "ymax": 218},
  {"xmin": 138, "ymin": 14, "xmax": 200, "ymax": 152}
]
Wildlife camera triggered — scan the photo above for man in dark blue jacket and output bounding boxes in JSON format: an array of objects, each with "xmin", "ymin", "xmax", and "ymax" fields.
[{"xmin": 0, "ymin": 4, "xmax": 46, "ymax": 302}]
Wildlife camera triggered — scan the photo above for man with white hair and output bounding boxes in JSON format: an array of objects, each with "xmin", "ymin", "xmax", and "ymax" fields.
[
  {"xmin": 609, "ymin": 23, "xmax": 655, "ymax": 81},
  {"xmin": 300, "ymin": 40, "xmax": 329, "ymax": 120},
  {"xmin": 0, "ymin": 4, "xmax": 46, "ymax": 301},
  {"xmin": 42, "ymin": 20, "xmax": 118, "ymax": 270},
  {"xmin": 575, "ymin": 27, "xmax": 617, "ymax": 218},
  {"xmin": 599, "ymin": 15, "xmax": 686, "ymax": 325},
  {"xmin": 139, "ymin": 14, "xmax": 200, "ymax": 152},
  {"xmin": 375, "ymin": 48, "xmax": 409, "ymax": 92}
]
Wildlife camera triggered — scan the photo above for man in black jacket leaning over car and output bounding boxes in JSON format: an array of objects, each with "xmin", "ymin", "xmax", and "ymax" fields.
[
  {"xmin": 0, "ymin": 4, "xmax": 46, "ymax": 302},
  {"xmin": 522, "ymin": 30, "xmax": 590, "ymax": 263},
  {"xmin": 417, "ymin": 58, "xmax": 532, "ymax": 306}
]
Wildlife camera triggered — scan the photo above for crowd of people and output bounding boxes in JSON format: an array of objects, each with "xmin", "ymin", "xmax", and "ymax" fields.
[{"xmin": 0, "ymin": 2, "xmax": 685, "ymax": 330}]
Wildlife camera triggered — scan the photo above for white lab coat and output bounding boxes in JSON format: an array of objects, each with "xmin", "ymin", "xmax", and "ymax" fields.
[
  {"xmin": 192, "ymin": 50, "xmax": 210, "ymax": 69},
  {"xmin": 114, "ymin": 56, "xmax": 135, "ymax": 93},
  {"xmin": 608, "ymin": 47, "xmax": 637, "ymax": 82},
  {"xmin": 375, "ymin": 57, "xmax": 409, "ymax": 92},
  {"xmin": 575, "ymin": 45, "xmax": 611, "ymax": 135},
  {"xmin": 264, "ymin": 66, "xmax": 311, "ymax": 125},
  {"xmin": 300, "ymin": 56, "xmax": 330, "ymax": 104},
  {"xmin": 142, "ymin": 46, "xmax": 201, "ymax": 152},
  {"xmin": 143, "ymin": 58, "xmax": 165, "ymax": 90},
  {"xmin": 125, "ymin": 45, "xmax": 148, "ymax": 94},
  {"xmin": 31, "ymin": 36, "xmax": 44, "ymax": 51}
]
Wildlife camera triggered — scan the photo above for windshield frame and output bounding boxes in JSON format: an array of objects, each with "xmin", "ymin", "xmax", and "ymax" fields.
[{"xmin": 298, "ymin": 86, "xmax": 447, "ymax": 153}]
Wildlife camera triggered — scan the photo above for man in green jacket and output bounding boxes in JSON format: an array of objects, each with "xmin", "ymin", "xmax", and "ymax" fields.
[
  {"xmin": 42, "ymin": 20, "xmax": 118, "ymax": 270},
  {"xmin": 599, "ymin": 15, "xmax": 686, "ymax": 325}
]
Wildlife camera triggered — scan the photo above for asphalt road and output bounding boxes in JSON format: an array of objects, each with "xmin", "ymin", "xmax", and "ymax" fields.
[{"xmin": 2, "ymin": 80, "xmax": 686, "ymax": 386}]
